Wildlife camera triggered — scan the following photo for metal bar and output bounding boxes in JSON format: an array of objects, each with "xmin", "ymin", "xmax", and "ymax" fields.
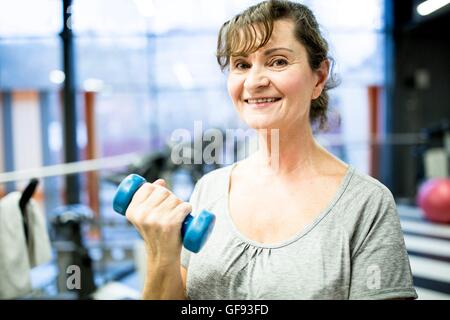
[
  {"xmin": 39, "ymin": 91, "xmax": 60, "ymax": 212},
  {"xmin": 0, "ymin": 153, "xmax": 140, "ymax": 184},
  {"xmin": 61, "ymin": 0, "xmax": 80, "ymax": 204}
]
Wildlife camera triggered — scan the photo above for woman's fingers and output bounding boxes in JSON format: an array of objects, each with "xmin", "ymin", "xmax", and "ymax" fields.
[
  {"xmin": 172, "ymin": 202, "xmax": 193, "ymax": 223},
  {"xmin": 124, "ymin": 178, "xmax": 192, "ymax": 234},
  {"xmin": 142, "ymin": 185, "xmax": 173, "ymax": 209},
  {"xmin": 153, "ymin": 179, "xmax": 166, "ymax": 187},
  {"xmin": 122, "ymin": 177, "xmax": 193, "ymax": 264},
  {"xmin": 125, "ymin": 183, "xmax": 155, "ymax": 220},
  {"xmin": 129, "ymin": 182, "xmax": 155, "ymax": 204},
  {"xmin": 126, "ymin": 181, "xmax": 168, "ymax": 221},
  {"xmin": 126, "ymin": 178, "xmax": 166, "ymax": 210}
]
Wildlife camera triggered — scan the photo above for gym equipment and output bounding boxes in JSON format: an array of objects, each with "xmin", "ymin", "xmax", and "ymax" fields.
[
  {"xmin": 104, "ymin": 144, "xmax": 221, "ymax": 196},
  {"xmin": 417, "ymin": 178, "xmax": 450, "ymax": 224},
  {"xmin": 414, "ymin": 119, "xmax": 450, "ymax": 182},
  {"xmin": 113, "ymin": 174, "xmax": 215, "ymax": 253},
  {"xmin": 51, "ymin": 204, "xmax": 97, "ymax": 299}
]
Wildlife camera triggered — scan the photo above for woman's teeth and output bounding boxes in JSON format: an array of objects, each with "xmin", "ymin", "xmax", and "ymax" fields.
[{"xmin": 246, "ymin": 98, "xmax": 280, "ymax": 104}]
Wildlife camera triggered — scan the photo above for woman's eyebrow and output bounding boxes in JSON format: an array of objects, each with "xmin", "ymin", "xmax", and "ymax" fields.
[
  {"xmin": 230, "ymin": 47, "xmax": 294, "ymax": 59},
  {"xmin": 263, "ymin": 47, "xmax": 294, "ymax": 56}
]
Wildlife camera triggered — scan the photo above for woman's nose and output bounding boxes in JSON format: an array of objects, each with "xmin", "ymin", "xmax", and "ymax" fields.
[{"xmin": 243, "ymin": 66, "xmax": 270, "ymax": 91}]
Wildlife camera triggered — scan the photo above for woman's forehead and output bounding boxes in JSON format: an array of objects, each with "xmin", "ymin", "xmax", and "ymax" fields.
[
  {"xmin": 267, "ymin": 20, "xmax": 297, "ymax": 43},
  {"xmin": 230, "ymin": 19, "xmax": 298, "ymax": 56}
]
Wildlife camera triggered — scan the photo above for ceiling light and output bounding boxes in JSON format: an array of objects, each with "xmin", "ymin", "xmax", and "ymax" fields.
[
  {"xmin": 49, "ymin": 70, "xmax": 65, "ymax": 84},
  {"xmin": 417, "ymin": 0, "xmax": 450, "ymax": 16}
]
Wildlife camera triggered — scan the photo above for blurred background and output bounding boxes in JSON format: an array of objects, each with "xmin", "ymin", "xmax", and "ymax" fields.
[{"xmin": 0, "ymin": 0, "xmax": 449, "ymax": 300}]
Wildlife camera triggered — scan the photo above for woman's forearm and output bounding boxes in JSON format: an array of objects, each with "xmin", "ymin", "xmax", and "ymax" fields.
[{"xmin": 142, "ymin": 259, "xmax": 186, "ymax": 300}]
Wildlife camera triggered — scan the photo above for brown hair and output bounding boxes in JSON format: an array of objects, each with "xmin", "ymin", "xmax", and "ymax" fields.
[{"xmin": 216, "ymin": 0, "xmax": 338, "ymax": 129}]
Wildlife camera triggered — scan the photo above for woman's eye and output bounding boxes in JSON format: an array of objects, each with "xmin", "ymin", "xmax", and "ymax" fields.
[
  {"xmin": 270, "ymin": 58, "xmax": 288, "ymax": 67},
  {"xmin": 235, "ymin": 62, "xmax": 250, "ymax": 70}
]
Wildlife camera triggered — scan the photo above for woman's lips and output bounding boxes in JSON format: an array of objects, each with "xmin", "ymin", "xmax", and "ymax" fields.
[{"xmin": 245, "ymin": 97, "xmax": 282, "ymax": 109}]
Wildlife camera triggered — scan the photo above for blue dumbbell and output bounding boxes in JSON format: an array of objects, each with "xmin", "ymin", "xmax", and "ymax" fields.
[{"xmin": 113, "ymin": 174, "xmax": 215, "ymax": 253}]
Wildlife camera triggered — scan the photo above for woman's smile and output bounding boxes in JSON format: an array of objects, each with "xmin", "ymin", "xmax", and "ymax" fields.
[{"xmin": 244, "ymin": 96, "xmax": 282, "ymax": 109}]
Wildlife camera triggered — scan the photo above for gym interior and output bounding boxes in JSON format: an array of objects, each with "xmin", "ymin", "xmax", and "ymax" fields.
[{"xmin": 0, "ymin": 0, "xmax": 449, "ymax": 300}]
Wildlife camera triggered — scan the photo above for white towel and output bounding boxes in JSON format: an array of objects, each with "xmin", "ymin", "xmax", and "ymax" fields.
[
  {"xmin": 0, "ymin": 192, "xmax": 52, "ymax": 299},
  {"xmin": 26, "ymin": 195, "xmax": 52, "ymax": 268}
]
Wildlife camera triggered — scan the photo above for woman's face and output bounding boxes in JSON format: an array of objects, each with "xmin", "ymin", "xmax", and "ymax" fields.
[{"xmin": 227, "ymin": 19, "xmax": 328, "ymax": 131}]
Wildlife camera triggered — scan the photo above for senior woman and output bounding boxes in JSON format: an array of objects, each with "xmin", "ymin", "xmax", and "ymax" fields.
[{"xmin": 125, "ymin": 0, "xmax": 418, "ymax": 300}]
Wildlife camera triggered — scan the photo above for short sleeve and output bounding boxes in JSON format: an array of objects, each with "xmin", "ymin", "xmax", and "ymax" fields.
[
  {"xmin": 180, "ymin": 177, "xmax": 204, "ymax": 269},
  {"xmin": 348, "ymin": 188, "xmax": 418, "ymax": 300}
]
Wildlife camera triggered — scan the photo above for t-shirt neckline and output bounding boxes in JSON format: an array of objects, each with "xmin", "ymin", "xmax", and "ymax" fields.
[{"xmin": 224, "ymin": 161, "xmax": 355, "ymax": 249}]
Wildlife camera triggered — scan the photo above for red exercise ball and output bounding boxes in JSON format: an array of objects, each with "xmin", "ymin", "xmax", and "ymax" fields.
[{"xmin": 417, "ymin": 178, "xmax": 450, "ymax": 224}]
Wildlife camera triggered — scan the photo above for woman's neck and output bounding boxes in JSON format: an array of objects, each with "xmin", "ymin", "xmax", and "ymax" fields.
[{"xmin": 250, "ymin": 123, "xmax": 323, "ymax": 178}]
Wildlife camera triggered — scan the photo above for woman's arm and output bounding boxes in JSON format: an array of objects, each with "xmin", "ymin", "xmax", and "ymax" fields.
[
  {"xmin": 125, "ymin": 179, "xmax": 191, "ymax": 300},
  {"xmin": 181, "ymin": 266, "xmax": 188, "ymax": 294},
  {"xmin": 141, "ymin": 261, "xmax": 187, "ymax": 300}
]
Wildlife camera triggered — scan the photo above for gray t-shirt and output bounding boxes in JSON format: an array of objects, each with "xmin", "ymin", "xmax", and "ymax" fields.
[{"xmin": 181, "ymin": 163, "xmax": 418, "ymax": 300}]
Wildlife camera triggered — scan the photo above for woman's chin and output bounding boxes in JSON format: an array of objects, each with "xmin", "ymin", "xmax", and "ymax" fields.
[{"xmin": 244, "ymin": 118, "xmax": 279, "ymax": 131}]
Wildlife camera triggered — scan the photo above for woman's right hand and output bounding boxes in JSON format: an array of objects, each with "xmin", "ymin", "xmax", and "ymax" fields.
[{"xmin": 125, "ymin": 179, "xmax": 192, "ymax": 266}]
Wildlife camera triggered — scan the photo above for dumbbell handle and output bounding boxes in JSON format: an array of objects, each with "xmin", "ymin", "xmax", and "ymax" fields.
[{"xmin": 112, "ymin": 174, "xmax": 214, "ymax": 253}]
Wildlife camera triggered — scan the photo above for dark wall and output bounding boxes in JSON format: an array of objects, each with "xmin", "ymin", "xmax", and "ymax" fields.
[{"xmin": 389, "ymin": 0, "xmax": 450, "ymax": 199}]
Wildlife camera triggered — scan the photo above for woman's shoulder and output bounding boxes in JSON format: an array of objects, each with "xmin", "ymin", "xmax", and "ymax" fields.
[
  {"xmin": 189, "ymin": 163, "xmax": 235, "ymax": 205},
  {"xmin": 335, "ymin": 167, "xmax": 408, "ymax": 263},
  {"xmin": 346, "ymin": 166, "xmax": 395, "ymax": 202},
  {"xmin": 335, "ymin": 165, "xmax": 398, "ymax": 232}
]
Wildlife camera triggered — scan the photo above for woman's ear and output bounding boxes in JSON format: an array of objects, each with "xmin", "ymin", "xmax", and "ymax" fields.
[{"xmin": 312, "ymin": 59, "xmax": 330, "ymax": 100}]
